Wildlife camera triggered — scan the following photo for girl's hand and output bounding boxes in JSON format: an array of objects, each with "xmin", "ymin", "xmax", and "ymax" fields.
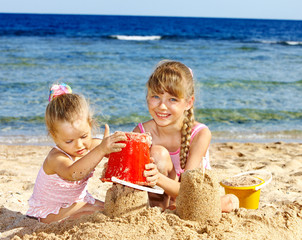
[
  {"xmin": 144, "ymin": 157, "xmax": 159, "ymax": 187},
  {"xmin": 100, "ymin": 124, "xmax": 127, "ymax": 155}
]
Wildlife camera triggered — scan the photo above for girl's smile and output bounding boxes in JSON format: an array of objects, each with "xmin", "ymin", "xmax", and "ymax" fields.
[
  {"xmin": 147, "ymin": 92, "xmax": 192, "ymax": 127},
  {"xmin": 155, "ymin": 112, "xmax": 171, "ymax": 119}
]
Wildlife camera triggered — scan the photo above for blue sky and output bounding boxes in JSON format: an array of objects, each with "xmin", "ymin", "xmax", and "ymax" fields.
[{"xmin": 1, "ymin": 0, "xmax": 302, "ymax": 20}]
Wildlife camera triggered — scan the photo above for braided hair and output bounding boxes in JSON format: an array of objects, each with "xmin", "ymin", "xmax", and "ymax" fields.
[{"xmin": 147, "ymin": 60, "xmax": 195, "ymax": 169}]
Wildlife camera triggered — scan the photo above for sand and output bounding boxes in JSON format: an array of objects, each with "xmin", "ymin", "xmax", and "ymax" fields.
[
  {"xmin": 1, "ymin": 142, "xmax": 302, "ymax": 239},
  {"xmin": 176, "ymin": 169, "xmax": 221, "ymax": 223},
  {"xmin": 221, "ymin": 175, "xmax": 263, "ymax": 187},
  {"xmin": 104, "ymin": 184, "xmax": 149, "ymax": 218}
]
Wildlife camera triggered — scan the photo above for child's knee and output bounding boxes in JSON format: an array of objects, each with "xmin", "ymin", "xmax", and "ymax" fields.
[
  {"xmin": 150, "ymin": 145, "xmax": 173, "ymax": 175},
  {"xmin": 150, "ymin": 145, "xmax": 170, "ymax": 159}
]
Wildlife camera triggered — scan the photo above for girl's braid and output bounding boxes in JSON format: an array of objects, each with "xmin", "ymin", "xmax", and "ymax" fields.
[{"xmin": 180, "ymin": 107, "xmax": 195, "ymax": 169}]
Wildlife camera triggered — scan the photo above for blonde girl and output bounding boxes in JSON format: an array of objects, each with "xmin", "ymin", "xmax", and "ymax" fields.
[
  {"xmin": 26, "ymin": 84, "xmax": 126, "ymax": 223},
  {"xmin": 134, "ymin": 61, "xmax": 238, "ymax": 212}
]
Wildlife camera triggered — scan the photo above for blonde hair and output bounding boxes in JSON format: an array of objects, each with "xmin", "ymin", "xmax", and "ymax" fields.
[
  {"xmin": 147, "ymin": 60, "xmax": 195, "ymax": 169},
  {"xmin": 45, "ymin": 93, "xmax": 94, "ymax": 138}
]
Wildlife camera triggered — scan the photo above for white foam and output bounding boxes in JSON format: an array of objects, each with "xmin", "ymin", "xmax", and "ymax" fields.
[
  {"xmin": 257, "ymin": 40, "xmax": 302, "ymax": 46},
  {"xmin": 285, "ymin": 41, "xmax": 302, "ymax": 46},
  {"xmin": 111, "ymin": 35, "xmax": 161, "ymax": 41},
  {"xmin": 0, "ymin": 135, "xmax": 52, "ymax": 146}
]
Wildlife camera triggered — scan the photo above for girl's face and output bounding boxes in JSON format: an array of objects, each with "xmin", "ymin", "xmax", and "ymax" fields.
[
  {"xmin": 147, "ymin": 91, "xmax": 194, "ymax": 128},
  {"xmin": 53, "ymin": 117, "xmax": 93, "ymax": 158}
]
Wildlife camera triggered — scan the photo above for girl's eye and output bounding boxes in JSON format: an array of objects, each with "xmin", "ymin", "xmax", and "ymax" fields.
[
  {"xmin": 81, "ymin": 134, "xmax": 88, "ymax": 139},
  {"xmin": 170, "ymin": 98, "xmax": 178, "ymax": 102},
  {"xmin": 152, "ymin": 95, "xmax": 159, "ymax": 99},
  {"xmin": 66, "ymin": 140, "xmax": 73, "ymax": 144}
]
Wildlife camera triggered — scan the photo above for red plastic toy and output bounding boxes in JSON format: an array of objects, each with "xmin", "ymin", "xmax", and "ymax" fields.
[{"xmin": 102, "ymin": 132, "xmax": 151, "ymax": 185}]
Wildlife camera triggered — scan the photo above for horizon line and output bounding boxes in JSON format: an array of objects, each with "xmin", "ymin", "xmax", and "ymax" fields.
[{"xmin": 1, "ymin": 12, "xmax": 302, "ymax": 22}]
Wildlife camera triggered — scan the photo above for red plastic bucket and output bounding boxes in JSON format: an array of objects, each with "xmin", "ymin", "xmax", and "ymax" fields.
[{"xmin": 102, "ymin": 132, "xmax": 151, "ymax": 185}]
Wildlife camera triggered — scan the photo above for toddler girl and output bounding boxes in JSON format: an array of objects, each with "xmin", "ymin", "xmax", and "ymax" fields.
[{"xmin": 26, "ymin": 83, "xmax": 126, "ymax": 223}]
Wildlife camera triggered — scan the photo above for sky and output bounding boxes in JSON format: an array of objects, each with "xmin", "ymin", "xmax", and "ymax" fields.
[{"xmin": 1, "ymin": 0, "xmax": 302, "ymax": 20}]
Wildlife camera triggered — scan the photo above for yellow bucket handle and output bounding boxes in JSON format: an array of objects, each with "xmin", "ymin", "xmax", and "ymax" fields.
[{"xmin": 233, "ymin": 170, "xmax": 272, "ymax": 191}]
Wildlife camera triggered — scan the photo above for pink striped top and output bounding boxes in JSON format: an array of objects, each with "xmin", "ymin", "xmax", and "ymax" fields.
[
  {"xmin": 138, "ymin": 123, "xmax": 211, "ymax": 176},
  {"xmin": 26, "ymin": 146, "xmax": 95, "ymax": 219}
]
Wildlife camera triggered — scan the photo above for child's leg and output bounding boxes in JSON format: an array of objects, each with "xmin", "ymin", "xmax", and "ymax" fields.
[
  {"xmin": 149, "ymin": 145, "xmax": 178, "ymax": 211},
  {"xmin": 40, "ymin": 199, "xmax": 104, "ymax": 223}
]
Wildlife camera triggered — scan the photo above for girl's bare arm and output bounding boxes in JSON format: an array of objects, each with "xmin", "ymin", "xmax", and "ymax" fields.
[{"xmin": 48, "ymin": 131, "xmax": 126, "ymax": 181}]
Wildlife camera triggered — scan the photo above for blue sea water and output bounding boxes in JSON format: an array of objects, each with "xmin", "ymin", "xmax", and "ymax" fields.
[{"xmin": 0, "ymin": 13, "xmax": 302, "ymax": 144}]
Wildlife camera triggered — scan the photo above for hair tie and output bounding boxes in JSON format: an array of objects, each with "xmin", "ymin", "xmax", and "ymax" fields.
[
  {"xmin": 188, "ymin": 67, "xmax": 194, "ymax": 78},
  {"xmin": 48, "ymin": 83, "xmax": 72, "ymax": 102}
]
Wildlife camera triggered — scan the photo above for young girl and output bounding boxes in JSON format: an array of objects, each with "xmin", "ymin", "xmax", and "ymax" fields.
[
  {"xmin": 133, "ymin": 60, "xmax": 238, "ymax": 212},
  {"xmin": 26, "ymin": 83, "xmax": 127, "ymax": 223}
]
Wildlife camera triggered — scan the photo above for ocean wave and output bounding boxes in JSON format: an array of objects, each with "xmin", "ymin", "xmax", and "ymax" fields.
[
  {"xmin": 110, "ymin": 35, "xmax": 302, "ymax": 45},
  {"xmin": 282, "ymin": 41, "xmax": 302, "ymax": 46},
  {"xmin": 2, "ymin": 28, "xmax": 301, "ymax": 47},
  {"xmin": 254, "ymin": 40, "xmax": 302, "ymax": 46},
  {"xmin": 109, "ymin": 35, "xmax": 161, "ymax": 41},
  {"xmin": 0, "ymin": 135, "xmax": 52, "ymax": 145}
]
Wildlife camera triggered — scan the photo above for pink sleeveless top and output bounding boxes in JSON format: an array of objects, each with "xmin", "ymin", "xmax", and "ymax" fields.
[
  {"xmin": 26, "ymin": 146, "xmax": 95, "ymax": 219},
  {"xmin": 138, "ymin": 123, "xmax": 211, "ymax": 176}
]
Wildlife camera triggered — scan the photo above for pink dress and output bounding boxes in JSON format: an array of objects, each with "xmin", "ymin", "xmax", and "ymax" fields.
[
  {"xmin": 26, "ymin": 146, "xmax": 95, "ymax": 219},
  {"xmin": 138, "ymin": 123, "xmax": 211, "ymax": 176}
]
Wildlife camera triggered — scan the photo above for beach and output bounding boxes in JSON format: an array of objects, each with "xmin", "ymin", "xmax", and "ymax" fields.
[
  {"xmin": 1, "ymin": 141, "xmax": 302, "ymax": 240},
  {"xmin": 1, "ymin": 13, "xmax": 302, "ymax": 239}
]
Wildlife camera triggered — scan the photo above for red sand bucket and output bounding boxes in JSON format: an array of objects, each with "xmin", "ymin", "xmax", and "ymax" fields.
[{"xmin": 102, "ymin": 132, "xmax": 152, "ymax": 185}]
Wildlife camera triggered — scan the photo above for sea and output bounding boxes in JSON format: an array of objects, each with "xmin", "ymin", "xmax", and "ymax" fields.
[{"xmin": 0, "ymin": 13, "xmax": 302, "ymax": 145}]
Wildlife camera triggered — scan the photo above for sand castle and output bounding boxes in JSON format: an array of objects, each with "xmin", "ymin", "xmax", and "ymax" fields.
[
  {"xmin": 104, "ymin": 183, "xmax": 149, "ymax": 218},
  {"xmin": 176, "ymin": 169, "xmax": 221, "ymax": 223},
  {"xmin": 104, "ymin": 165, "xmax": 222, "ymax": 223}
]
